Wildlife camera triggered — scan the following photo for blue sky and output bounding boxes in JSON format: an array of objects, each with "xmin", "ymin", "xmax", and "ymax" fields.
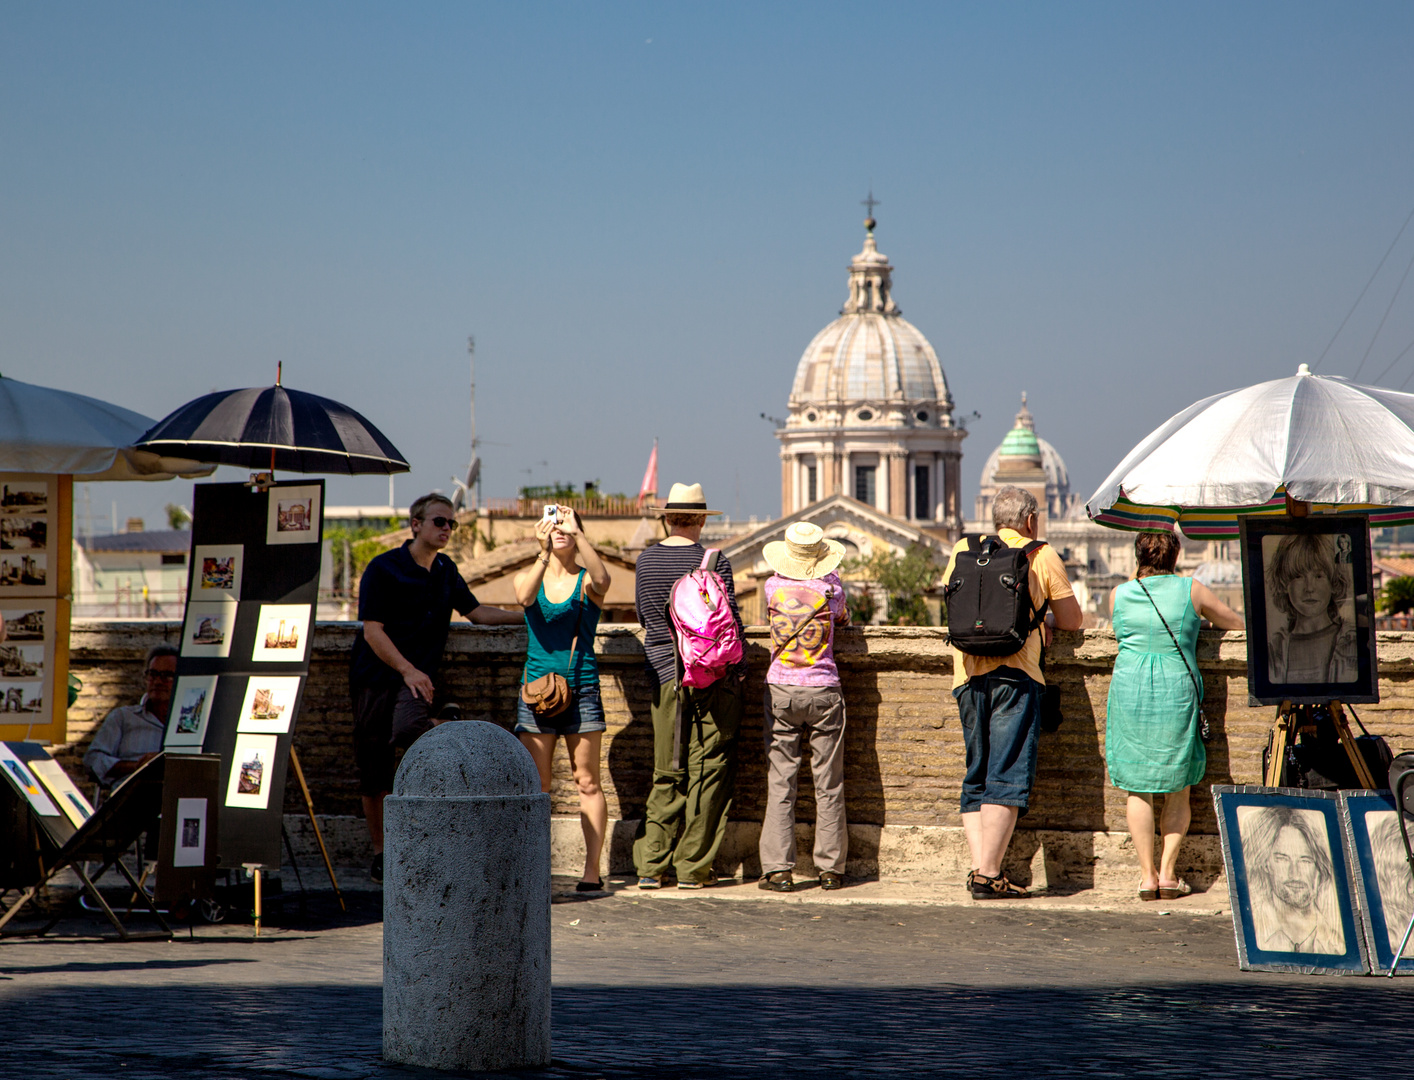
[{"xmin": 5, "ymin": 3, "xmax": 1414, "ymax": 531}]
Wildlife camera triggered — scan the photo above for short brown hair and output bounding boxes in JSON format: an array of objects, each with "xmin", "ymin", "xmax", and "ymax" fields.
[
  {"xmin": 664, "ymin": 512, "xmax": 705, "ymax": 529},
  {"xmin": 409, "ymin": 492, "xmax": 453, "ymax": 525},
  {"xmin": 1134, "ymin": 530, "xmax": 1180, "ymax": 578}
]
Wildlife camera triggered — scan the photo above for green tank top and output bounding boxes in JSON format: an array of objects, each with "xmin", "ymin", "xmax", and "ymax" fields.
[{"xmin": 522, "ymin": 569, "xmax": 601, "ymax": 689}]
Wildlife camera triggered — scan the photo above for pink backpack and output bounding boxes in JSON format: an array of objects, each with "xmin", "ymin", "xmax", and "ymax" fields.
[{"xmin": 668, "ymin": 549, "xmax": 744, "ymax": 688}]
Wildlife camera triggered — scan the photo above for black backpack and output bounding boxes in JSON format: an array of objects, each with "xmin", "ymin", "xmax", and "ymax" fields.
[{"xmin": 944, "ymin": 535, "xmax": 1049, "ymax": 657}]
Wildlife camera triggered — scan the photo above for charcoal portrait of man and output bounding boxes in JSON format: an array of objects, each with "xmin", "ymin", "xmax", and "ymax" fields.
[
  {"xmin": 1239, "ymin": 804, "xmax": 1345, "ymax": 954},
  {"xmin": 1367, "ymin": 811, "xmax": 1414, "ymax": 958}
]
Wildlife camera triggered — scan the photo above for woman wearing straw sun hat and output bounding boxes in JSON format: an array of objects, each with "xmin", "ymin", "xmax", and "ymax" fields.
[
  {"xmin": 758, "ymin": 520, "xmax": 852, "ymax": 892},
  {"xmin": 631, "ymin": 482, "xmax": 746, "ymax": 890}
]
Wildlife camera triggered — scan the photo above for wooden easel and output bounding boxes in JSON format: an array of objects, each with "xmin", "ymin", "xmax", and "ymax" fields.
[{"xmin": 1263, "ymin": 699, "xmax": 1379, "ymax": 789}]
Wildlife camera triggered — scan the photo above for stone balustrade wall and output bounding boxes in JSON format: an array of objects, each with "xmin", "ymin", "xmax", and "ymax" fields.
[{"xmin": 61, "ymin": 621, "xmax": 1414, "ymax": 843}]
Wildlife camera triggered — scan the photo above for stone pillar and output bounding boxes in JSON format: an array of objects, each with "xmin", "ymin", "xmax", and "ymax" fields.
[
  {"xmin": 841, "ymin": 451, "xmax": 852, "ymax": 500},
  {"xmin": 944, "ymin": 452, "xmax": 962, "ymax": 532},
  {"xmin": 780, "ymin": 455, "xmax": 793, "ymax": 517},
  {"xmin": 383, "ymin": 723, "xmax": 551, "ymax": 1072},
  {"xmin": 889, "ymin": 452, "xmax": 907, "ymax": 519}
]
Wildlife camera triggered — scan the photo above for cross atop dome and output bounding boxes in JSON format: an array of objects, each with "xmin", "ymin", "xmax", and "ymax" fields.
[{"xmin": 861, "ymin": 189, "xmax": 880, "ymax": 232}]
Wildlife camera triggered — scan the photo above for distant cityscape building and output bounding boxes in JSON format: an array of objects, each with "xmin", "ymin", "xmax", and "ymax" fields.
[
  {"xmin": 776, "ymin": 217, "xmax": 965, "ymax": 535},
  {"xmin": 973, "ymin": 393, "xmax": 1081, "ymax": 535}
]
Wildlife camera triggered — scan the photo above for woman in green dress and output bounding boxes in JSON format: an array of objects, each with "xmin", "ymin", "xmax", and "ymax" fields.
[{"xmin": 1107, "ymin": 531, "xmax": 1243, "ymax": 900}]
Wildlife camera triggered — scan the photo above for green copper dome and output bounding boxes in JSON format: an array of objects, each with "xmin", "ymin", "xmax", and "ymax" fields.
[{"xmin": 998, "ymin": 424, "xmax": 1041, "ymax": 458}]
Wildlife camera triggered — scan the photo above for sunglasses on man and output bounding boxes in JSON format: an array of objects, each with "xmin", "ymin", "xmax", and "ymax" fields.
[{"xmin": 425, "ymin": 516, "xmax": 458, "ymax": 530}]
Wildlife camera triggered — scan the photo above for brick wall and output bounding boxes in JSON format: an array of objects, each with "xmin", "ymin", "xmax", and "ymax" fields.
[{"xmin": 61, "ymin": 622, "xmax": 1414, "ymax": 836}]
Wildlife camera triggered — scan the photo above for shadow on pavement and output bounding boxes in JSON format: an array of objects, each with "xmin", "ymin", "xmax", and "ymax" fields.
[{"xmin": 3, "ymin": 978, "xmax": 1412, "ymax": 1079}]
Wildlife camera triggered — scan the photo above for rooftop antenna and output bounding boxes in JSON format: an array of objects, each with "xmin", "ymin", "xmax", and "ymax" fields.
[{"xmin": 451, "ymin": 335, "xmax": 481, "ymax": 513}]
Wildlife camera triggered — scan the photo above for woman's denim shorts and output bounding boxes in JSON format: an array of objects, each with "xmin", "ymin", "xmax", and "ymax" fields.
[{"xmin": 514, "ymin": 684, "xmax": 606, "ymax": 735}]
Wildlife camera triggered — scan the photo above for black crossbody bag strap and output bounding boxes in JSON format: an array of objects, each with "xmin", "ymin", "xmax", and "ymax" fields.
[{"xmin": 1136, "ymin": 577, "xmax": 1210, "ymax": 740}]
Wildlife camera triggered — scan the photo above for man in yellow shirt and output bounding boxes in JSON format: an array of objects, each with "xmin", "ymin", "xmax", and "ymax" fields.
[{"xmin": 942, "ymin": 486, "xmax": 1083, "ymax": 898}]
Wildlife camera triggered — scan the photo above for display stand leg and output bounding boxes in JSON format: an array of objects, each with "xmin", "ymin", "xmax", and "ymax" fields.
[
  {"xmin": 282, "ymin": 825, "xmax": 309, "ymax": 920},
  {"xmin": 253, "ymin": 869, "xmax": 262, "ymax": 937},
  {"xmin": 110, "ymin": 859, "xmax": 173, "ymax": 938},
  {"xmin": 1330, "ymin": 702, "xmax": 1379, "ymax": 789},
  {"xmin": 288, "ymin": 747, "xmax": 346, "ymax": 912},
  {"xmin": 0, "ymin": 887, "xmax": 37, "ymax": 933},
  {"xmin": 1265, "ymin": 706, "xmax": 1292, "ymax": 786}
]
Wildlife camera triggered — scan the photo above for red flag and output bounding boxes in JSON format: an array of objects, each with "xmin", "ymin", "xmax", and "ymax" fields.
[{"xmin": 636, "ymin": 439, "xmax": 658, "ymax": 509}]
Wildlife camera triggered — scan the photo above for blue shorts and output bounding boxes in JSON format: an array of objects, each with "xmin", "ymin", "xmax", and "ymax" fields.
[
  {"xmin": 514, "ymin": 685, "xmax": 606, "ymax": 735},
  {"xmin": 953, "ymin": 669, "xmax": 1042, "ymax": 815}
]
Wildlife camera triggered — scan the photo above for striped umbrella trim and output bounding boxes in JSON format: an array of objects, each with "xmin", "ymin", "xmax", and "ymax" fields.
[{"xmin": 1087, "ymin": 489, "xmax": 1414, "ymax": 540}]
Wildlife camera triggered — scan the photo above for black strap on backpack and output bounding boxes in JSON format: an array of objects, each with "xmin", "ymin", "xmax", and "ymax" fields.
[{"xmin": 944, "ymin": 534, "xmax": 1049, "ymax": 657}]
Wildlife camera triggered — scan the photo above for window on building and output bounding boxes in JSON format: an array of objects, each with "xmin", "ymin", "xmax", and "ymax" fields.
[
  {"xmin": 807, "ymin": 465, "xmax": 818, "ymax": 504},
  {"xmin": 913, "ymin": 465, "xmax": 930, "ymax": 520},
  {"xmin": 161, "ymin": 553, "xmax": 186, "ymax": 565},
  {"xmin": 854, "ymin": 465, "xmax": 876, "ymax": 506}
]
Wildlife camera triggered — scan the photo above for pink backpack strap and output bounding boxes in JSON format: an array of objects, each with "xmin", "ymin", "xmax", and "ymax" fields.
[{"xmin": 700, "ymin": 548, "xmax": 721, "ymax": 571}]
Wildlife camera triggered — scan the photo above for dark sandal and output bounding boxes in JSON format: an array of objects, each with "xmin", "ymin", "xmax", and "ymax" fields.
[
  {"xmin": 970, "ymin": 871, "xmax": 1029, "ymax": 899},
  {"xmin": 575, "ymin": 879, "xmax": 605, "ymax": 893}
]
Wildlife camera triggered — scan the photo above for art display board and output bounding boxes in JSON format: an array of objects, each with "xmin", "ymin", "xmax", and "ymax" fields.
[
  {"xmin": 1214, "ymin": 785, "xmax": 1371, "ymax": 975},
  {"xmin": 1338, "ymin": 789, "xmax": 1414, "ymax": 975},
  {"xmin": 164, "ymin": 480, "xmax": 323, "ymax": 869},
  {"xmin": 0, "ymin": 473, "xmax": 73, "ymax": 744},
  {"xmin": 154, "ymin": 753, "xmax": 221, "ymax": 906},
  {"xmin": 0, "ymin": 741, "xmax": 88, "ymax": 851},
  {"xmin": 1238, "ymin": 515, "xmax": 1378, "ymax": 706}
]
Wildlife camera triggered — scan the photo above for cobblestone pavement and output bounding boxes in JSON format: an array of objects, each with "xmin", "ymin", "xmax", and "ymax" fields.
[{"xmin": 1, "ymin": 878, "xmax": 1410, "ymax": 1079}]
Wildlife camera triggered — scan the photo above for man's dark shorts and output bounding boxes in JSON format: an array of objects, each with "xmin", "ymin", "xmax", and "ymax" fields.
[
  {"xmin": 352, "ymin": 683, "xmax": 436, "ymax": 796},
  {"xmin": 952, "ymin": 668, "xmax": 1042, "ymax": 815}
]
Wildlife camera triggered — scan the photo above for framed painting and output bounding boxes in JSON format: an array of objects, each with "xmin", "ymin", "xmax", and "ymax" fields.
[
  {"xmin": 0, "ymin": 475, "xmax": 55, "ymax": 599},
  {"xmin": 1339, "ymin": 789, "xmax": 1414, "ymax": 975},
  {"xmin": 1239, "ymin": 515, "xmax": 1377, "ymax": 706},
  {"xmin": 1213, "ymin": 785, "xmax": 1369, "ymax": 974}
]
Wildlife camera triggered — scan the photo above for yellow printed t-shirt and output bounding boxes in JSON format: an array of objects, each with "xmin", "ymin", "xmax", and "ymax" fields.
[{"xmin": 942, "ymin": 527, "xmax": 1075, "ymax": 689}]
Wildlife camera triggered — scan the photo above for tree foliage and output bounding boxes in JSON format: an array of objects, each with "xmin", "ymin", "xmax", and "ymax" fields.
[
  {"xmin": 1380, "ymin": 575, "xmax": 1414, "ymax": 615},
  {"xmin": 165, "ymin": 503, "xmax": 192, "ymax": 530},
  {"xmin": 842, "ymin": 544, "xmax": 941, "ymax": 626},
  {"xmin": 326, "ymin": 518, "xmax": 401, "ymax": 594}
]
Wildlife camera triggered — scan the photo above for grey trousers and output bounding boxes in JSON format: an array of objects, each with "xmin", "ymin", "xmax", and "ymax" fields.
[{"xmin": 759, "ymin": 683, "xmax": 848, "ymax": 876}]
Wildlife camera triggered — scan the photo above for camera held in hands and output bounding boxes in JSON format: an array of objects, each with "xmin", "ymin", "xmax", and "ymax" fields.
[{"xmin": 542, "ymin": 504, "xmax": 560, "ymax": 525}]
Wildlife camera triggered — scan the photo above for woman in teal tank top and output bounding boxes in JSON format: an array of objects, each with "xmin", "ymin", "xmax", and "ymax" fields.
[
  {"xmin": 513, "ymin": 505, "xmax": 613, "ymax": 892},
  {"xmin": 1106, "ymin": 531, "xmax": 1243, "ymax": 901}
]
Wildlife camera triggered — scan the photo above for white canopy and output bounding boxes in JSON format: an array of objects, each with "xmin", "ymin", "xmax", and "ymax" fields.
[{"xmin": 0, "ymin": 375, "xmax": 213, "ymax": 480}]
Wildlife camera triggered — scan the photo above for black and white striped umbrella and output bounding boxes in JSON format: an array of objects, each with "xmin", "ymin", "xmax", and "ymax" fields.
[{"xmin": 136, "ymin": 382, "xmax": 409, "ymax": 475}]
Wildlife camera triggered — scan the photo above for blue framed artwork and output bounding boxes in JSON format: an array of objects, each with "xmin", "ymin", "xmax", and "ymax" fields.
[
  {"xmin": 1339, "ymin": 790, "xmax": 1414, "ymax": 975},
  {"xmin": 1213, "ymin": 785, "xmax": 1369, "ymax": 975}
]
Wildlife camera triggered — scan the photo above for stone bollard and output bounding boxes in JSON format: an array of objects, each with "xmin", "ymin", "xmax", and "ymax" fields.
[{"xmin": 382, "ymin": 721, "xmax": 551, "ymax": 1072}]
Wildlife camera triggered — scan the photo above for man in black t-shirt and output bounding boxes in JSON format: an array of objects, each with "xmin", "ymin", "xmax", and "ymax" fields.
[
  {"xmin": 631, "ymin": 482, "xmax": 745, "ymax": 889},
  {"xmin": 351, "ymin": 492, "xmax": 521, "ymax": 883}
]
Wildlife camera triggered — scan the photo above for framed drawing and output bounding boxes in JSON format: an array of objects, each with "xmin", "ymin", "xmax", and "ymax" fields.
[
  {"xmin": 191, "ymin": 544, "xmax": 243, "ymax": 602},
  {"xmin": 1339, "ymin": 790, "xmax": 1414, "ymax": 974},
  {"xmin": 0, "ymin": 476, "xmax": 54, "ymax": 599},
  {"xmin": 172, "ymin": 797, "xmax": 209, "ymax": 868},
  {"xmin": 27, "ymin": 756, "xmax": 94, "ymax": 829},
  {"xmin": 225, "ymin": 733, "xmax": 279, "ymax": 810},
  {"xmin": 1214, "ymin": 785, "xmax": 1369, "ymax": 974},
  {"xmin": 181, "ymin": 602, "xmax": 238, "ymax": 659},
  {"xmin": 250, "ymin": 604, "xmax": 311, "ymax": 663},
  {"xmin": 237, "ymin": 676, "xmax": 301, "ymax": 735},
  {"xmin": 266, "ymin": 485, "xmax": 321, "ymax": 546},
  {"xmin": 1239, "ymin": 515, "xmax": 1377, "ymax": 705},
  {"xmin": 0, "ymin": 741, "xmax": 61, "ymax": 818},
  {"xmin": 165, "ymin": 675, "xmax": 219, "ymax": 748}
]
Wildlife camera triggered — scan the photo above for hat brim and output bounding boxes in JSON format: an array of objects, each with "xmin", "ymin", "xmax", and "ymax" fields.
[
  {"xmin": 652, "ymin": 505, "xmax": 722, "ymax": 516},
  {"xmin": 762, "ymin": 537, "xmax": 846, "ymax": 580}
]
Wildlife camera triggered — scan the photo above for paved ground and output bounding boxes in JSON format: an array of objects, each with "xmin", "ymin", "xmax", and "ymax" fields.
[{"xmin": 1, "ymin": 875, "xmax": 1410, "ymax": 1079}]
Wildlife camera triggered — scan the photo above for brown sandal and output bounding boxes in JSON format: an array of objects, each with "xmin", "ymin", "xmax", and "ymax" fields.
[{"xmin": 970, "ymin": 871, "xmax": 1029, "ymax": 899}]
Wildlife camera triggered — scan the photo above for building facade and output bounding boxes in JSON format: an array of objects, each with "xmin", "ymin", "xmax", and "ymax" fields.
[{"xmin": 776, "ymin": 218, "xmax": 966, "ymax": 536}]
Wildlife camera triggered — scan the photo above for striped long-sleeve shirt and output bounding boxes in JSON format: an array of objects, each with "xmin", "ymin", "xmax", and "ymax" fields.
[{"xmin": 634, "ymin": 541, "xmax": 743, "ymax": 686}]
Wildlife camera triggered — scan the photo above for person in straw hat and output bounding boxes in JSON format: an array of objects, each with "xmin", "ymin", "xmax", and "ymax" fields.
[
  {"xmin": 631, "ymin": 482, "xmax": 745, "ymax": 889},
  {"xmin": 758, "ymin": 521, "xmax": 852, "ymax": 892}
]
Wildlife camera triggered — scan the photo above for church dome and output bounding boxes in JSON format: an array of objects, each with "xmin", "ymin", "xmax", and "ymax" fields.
[
  {"xmin": 787, "ymin": 223, "xmax": 953, "ymax": 427},
  {"xmin": 980, "ymin": 396, "xmax": 1071, "ymax": 493}
]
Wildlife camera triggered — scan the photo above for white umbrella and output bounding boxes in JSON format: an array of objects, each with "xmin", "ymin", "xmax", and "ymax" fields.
[
  {"xmin": 1087, "ymin": 365, "xmax": 1414, "ymax": 538},
  {"xmin": 0, "ymin": 374, "xmax": 212, "ymax": 480}
]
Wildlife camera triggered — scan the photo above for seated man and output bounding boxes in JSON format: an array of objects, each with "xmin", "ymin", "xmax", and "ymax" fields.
[{"xmin": 83, "ymin": 645, "xmax": 178, "ymax": 786}]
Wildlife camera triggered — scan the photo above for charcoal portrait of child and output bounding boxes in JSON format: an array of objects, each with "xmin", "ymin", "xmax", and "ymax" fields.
[{"xmin": 1263, "ymin": 532, "xmax": 1358, "ymax": 685}]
